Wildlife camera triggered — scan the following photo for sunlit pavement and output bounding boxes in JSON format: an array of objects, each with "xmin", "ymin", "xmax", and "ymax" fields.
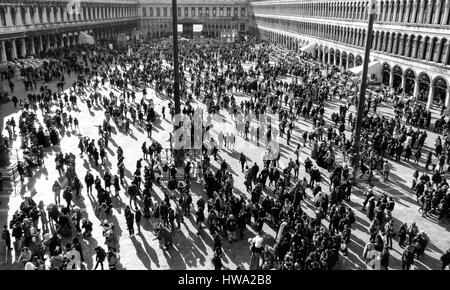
[{"xmin": 0, "ymin": 56, "xmax": 449, "ymax": 270}]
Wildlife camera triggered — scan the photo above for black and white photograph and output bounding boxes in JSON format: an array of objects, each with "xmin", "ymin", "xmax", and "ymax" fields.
[{"xmin": 0, "ymin": 0, "xmax": 449, "ymax": 276}]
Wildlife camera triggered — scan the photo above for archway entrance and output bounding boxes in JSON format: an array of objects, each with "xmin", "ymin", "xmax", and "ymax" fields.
[
  {"xmin": 404, "ymin": 69, "xmax": 415, "ymax": 96},
  {"xmin": 382, "ymin": 63, "xmax": 390, "ymax": 86},
  {"xmin": 417, "ymin": 73, "xmax": 431, "ymax": 103},
  {"xmin": 393, "ymin": 66, "xmax": 403, "ymax": 90},
  {"xmin": 433, "ymin": 77, "xmax": 448, "ymax": 107}
]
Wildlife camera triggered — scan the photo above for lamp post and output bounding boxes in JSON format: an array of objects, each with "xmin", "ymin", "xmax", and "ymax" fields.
[
  {"xmin": 350, "ymin": 0, "xmax": 377, "ymax": 182},
  {"xmin": 171, "ymin": 0, "xmax": 184, "ymax": 167}
]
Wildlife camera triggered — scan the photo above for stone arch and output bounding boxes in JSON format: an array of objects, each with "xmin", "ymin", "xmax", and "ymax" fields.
[
  {"xmin": 404, "ymin": 68, "xmax": 416, "ymax": 96},
  {"xmin": 417, "ymin": 72, "xmax": 431, "ymax": 103},
  {"xmin": 348, "ymin": 53, "xmax": 355, "ymax": 68},
  {"xmin": 382, "ymin": 62, "xmax": 390, "ymax": 86},
  {"xmin": 433, "ymin": 76, "xmax": 448, "ymax": 106},
  {"xmin": 392, "ymin": 65, "xmax": 403, "ymax": 89}
]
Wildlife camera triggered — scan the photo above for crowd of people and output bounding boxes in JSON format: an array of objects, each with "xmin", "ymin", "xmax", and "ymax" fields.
[{"xmin": 1, "ymin": 34, "xmax": 450, "ymax": 271}]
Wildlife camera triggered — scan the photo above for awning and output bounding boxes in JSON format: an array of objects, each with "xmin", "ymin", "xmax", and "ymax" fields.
[
  {"xmin": 78, "ymin": 31, "xmax": 94, "ymax": 45},
  {"xmin": 349, "ymin": 60, "xmax": 382, "ymax": 81},
  {"xmin": 62, "ymin": 33, "xmax": 67, "ymax": 37},
  {"xmin": 299, "ymin": 43, "xmax": 316, "ymax": 56}
]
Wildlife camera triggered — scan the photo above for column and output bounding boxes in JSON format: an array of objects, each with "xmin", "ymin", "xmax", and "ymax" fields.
[
  {"xmin": 389, "ymin": 70, "xmax": 395, "ymax": 88},
  {"xmin": 411, "ymin": 0, "xmax": 418, "ymax": 22},
  {"xmin": 445, "ymin": 88, "xmax": 450, "ymax": 108},
  {"xmin": 413, "ymin": 77, "xmax": 420, "ymax": 100},
  {"xmin": 49, "ymin": 7, "xmax": 55, "ymax": 23},
  {"xmin": 56, "ymin": 7, "xmax": 61, "ymax": 23},
  {"xmin": 30, "ymin": 38, "xmax": 35, "ymax": 55},
  {"xmin": 60, "ymin": 35, "xmax": 64, "ymax": 48},
  {"xmin": 383, "ymin": 33, "xmax": 389, "ymax": 52},
  {"xmin": 404, "ymin": 1, "xmax": 411, "ymax": 22},
  {"xmin": 322, "ymin": 50, "xmax": 326, "ymax": 63},
  {"xmin": 433, "ymin": 41, "xmax": 442, "ymax": 63},
  {"xmin": 404, "ymin": 36, "xmax": 411, "ymax": 56},
  {"xmin": 392, "ymin": 1, "xmax": 398, "ymax": 21},
  {"xmin": 53, "ymin": 35, "xmax": 58, "ymax": 49},
  {"xmin": 443, "ymin": 0, "xmax": 450, "ymax": 25},
  {"xmin": 387, "ymin": 34, "xmax": 393, "ymax": 53},
  {"xmin": 339, "ymin": 53, "xmax": 344, "ymax": 68},
  {"xmin": 42, "ymin": 7, "xmax": 47, "ymax": 24},
  {"xmin": 417, "ymin": 1, "xmax": 425, "ymax": 23},
  {"xmin": 21, "ymin": 39, "xmax": 26, "ymax": 57},
  {"xmin": 409, "ymin": 37, "xmax": 416, "ymax": 58},
  {"xmin": 38, "ymin": 35, "xmax": 43, "ymax": 53},
  {"xmin": 393, "ymin": 34, "xmax": 400, "ymax": 54},
  {"xmin": 11, "ymin": 40, "xmax": 17, "ymax": 60},
  {"xmin": 442, "ymin": 42, "xmax": 450, "ymax": 64},
  {"xmin": 80, "ymin": 7, "xmax": 85, "ymax": 21},
  {"xmin": 25, "ymin": 7, "xmax": 32, "ymax": 25},
  {"xmin": 15, "ymin": 7, "xmax": 22, "ymax": 26},
  {"xmin": 426, "ymin": 87, "xmax": 433, "ymax": 108},
  {"xmin": 398, "ymin": 0, "xmax": 405, "ymax": 22},
  {"xmin": 1, "ymin": 41, "xmax": 7, "ymax": 62},
  {"xmin": 34, "ymin": 7, "xmax": 40, "ymax": 24},
  {"xmin": 433, "ymin": 0, "xmax": 442, "ymax": 24},
  {"xmin": 45, "ymin": 35, "xmax": 50, "ymax": 51},
  {"xmin": 387, "ymin": 1, "xmax": 393, "ymax": 21},
  {"xmin": 6, "ymin": 7, "xmax": 14, "ymax": 26},
  {"xmin": 426, "ymin": 1, "xmax": 433, "ymax": 24}
]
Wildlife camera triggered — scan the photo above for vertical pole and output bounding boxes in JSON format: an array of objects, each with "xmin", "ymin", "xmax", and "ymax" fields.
[
  {"xmin": 172, "ymin": 0, "xmax": 184, "ymax": 167},
  {"xmin": 350, "ymin": 0, "xmax": 376, "ymax": 180}
]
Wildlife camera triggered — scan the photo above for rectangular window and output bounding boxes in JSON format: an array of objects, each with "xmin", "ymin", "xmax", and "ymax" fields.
[
  {"xmin": 212, "ymin": 8, "xmax": 216, "ymax": 17},
  {"xmin": 227, "ymin": 8, "xmax": 231, "ymax": 17},
  {"xmin": 234, "ymin": 8, "xmax": 238, "ymax": 17},
  {"xmin": 241, "ymin": 8, "xmax": 246, "ymax": 17},
  {"xmin": 178, "ymin": 7, "xmax": 181, "ymax": 17},
  {"xmin": 191, "ymin": 8, "xmax": 195, "ymax": 17},
  {"xmin": 220, "ymin": 8, "xmax": 224, "ymax": 17},
  {"xmin": 199, "ymin": 8, "xmax": 203, "ymax": 17},
  {"xmin": 184, "ymin": 7, "xmax": 188, "ymax": 17},
  {"xmin": 163, "ymin": 8, "xmax": 167, "ymax": 17},
  {"xmin": 156, "ymin": 7, "xmax": 160, "ymax": 17},
  {"xmin": 206, "ymin": 8, "xmax": 210, "ymax": 17}
]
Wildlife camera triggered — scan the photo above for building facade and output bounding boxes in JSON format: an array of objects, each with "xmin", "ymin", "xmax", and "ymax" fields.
[
  {"xmin": 138, "ymin": 0, "xmax": 253, "ymax": 39},
  {"xmin": 251, "ymin": 0, "xmax": 450, "ymax": 108},
  {"xmin": 0, "ymin": 0, "xmax": 140, "ymax": 62}
]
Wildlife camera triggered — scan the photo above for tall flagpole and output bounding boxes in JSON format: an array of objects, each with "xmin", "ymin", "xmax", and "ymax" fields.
[
  {"xmin": 350, "ymin": 0, "xmax": 377, "ymax": 182},
  {"xmin": 172, "ymin": 0, "xmax": 184, "ymax": 167}
]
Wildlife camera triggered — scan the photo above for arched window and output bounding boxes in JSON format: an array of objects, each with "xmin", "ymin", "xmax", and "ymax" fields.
[
  {"xmin": 404, "ymin": 69, "xmax": 416, "ymax": 96},
  {"xmin": 433, "ymin": 77, "xmax": 448, "ymax": 106},
  {"xmin": 417, "ymin": 73, "xmax": 431, "ymax": 102},
  {"xmin": 348, "ymin": 54, "xmax": 354, "ymax": 68},
  {"xmin": 382, "ymin": 63, "xmax": 391, "ymax": 86},
  {"xmin": 393, "ymin": 66, "xmax": 403, "ymax": 89},
  {"xmin": 150, "ymin": 8, "xmax": 153, "ymax": 17}
]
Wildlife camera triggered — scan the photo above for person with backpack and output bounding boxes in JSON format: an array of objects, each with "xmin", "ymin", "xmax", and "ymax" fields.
[
  {"xmin": 401, "ymin": 245, "xmax": 415, "ymax": 270},
  {"xmin": 107, "ymin": 249, "xmax": 119, "ymax": 270}
]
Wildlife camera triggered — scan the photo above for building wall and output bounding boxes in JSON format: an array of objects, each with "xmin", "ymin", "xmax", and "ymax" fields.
[
  {"xmin": 138, "ymin": 0, "xmax": 251, "ymax": 39},
  {"xmin": 0, "ymin": 0, "xmax": 140, "ymax": 62},
  {"xmin": 250, "ymin": 0, "xmax": 450, "ymax": 108}
]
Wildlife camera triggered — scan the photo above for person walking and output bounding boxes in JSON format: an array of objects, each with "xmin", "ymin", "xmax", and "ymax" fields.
[
  {"xmin": 1, "ymin": 225, "xmax": 12, "ymax": 252},
  {"xmin": 94, "ymin": 246, "xmax": 107, "ymax": 270},
  {"xmin": 135, "ymin": 207, "xmax": 142, "ymax": 234},
  {"xmin": 52, "ymin": 181, "xmax": 61, "ymax": 206}
]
